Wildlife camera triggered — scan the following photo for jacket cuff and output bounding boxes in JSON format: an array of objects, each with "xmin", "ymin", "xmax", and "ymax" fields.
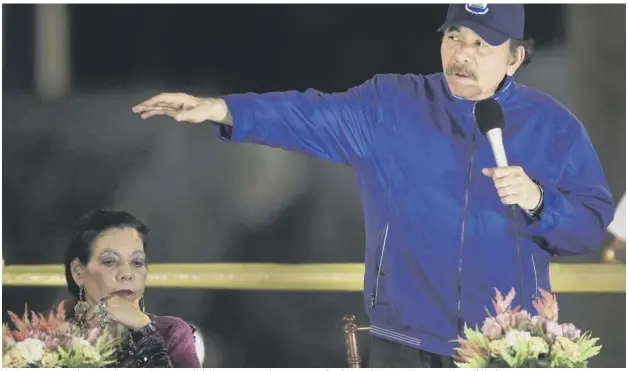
[
  {"xmin": 525, "ymin": 183, "xmax": 563, "ymax": 235},
  {"xmin": 211, "ymin": 94, "xmax": 257, "ymax": 143},
  {"xmin": 523, "ymin": 180, "xmax": 545, "ymax": 219}
]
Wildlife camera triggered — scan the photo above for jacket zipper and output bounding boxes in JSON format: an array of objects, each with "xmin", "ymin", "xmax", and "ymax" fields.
[
  {"xmin": 456, "ymin": 103, "xmax": 478, "ymax": 335},
  {"xmin": 531, "ymin": 254, "xmax": 539, "ymax": 296},
  {"xmin": 370, "ymin": 223, "xmax": 390, "ymax": 307}
]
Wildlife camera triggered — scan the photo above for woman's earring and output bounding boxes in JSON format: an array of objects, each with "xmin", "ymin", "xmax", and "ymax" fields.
[
  {"xmin": 140, "ymin": 298, "xmax": 146, "ymax": 312},
  {"xmin": 94, "ymin": 297, "xmax": 110, "ymax": 329},
  {"xmin": 74, "ymin": 285, "xmax": 90, "ymax": 329}
]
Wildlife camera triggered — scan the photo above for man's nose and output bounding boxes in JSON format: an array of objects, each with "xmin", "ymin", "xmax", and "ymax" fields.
[
  {"xmin": 453, "ymin": 43, "xmax": 474, "ymax": 63},
  {"xmin": 453, "ymin": 49, "xmax": 472, "ymax": 64}
]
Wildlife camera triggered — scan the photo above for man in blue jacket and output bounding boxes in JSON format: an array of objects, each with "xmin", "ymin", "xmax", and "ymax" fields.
[{"xmin": 133, "ymin": 4, "xmax": 614, "ymax": 367}]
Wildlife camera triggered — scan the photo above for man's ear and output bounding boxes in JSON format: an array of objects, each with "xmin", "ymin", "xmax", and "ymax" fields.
[
  {"xmin": 506, "ymin": 44, "xmax": 525, "ymax": 76},
  {"xmin": 71, "ymin": 258, "xmax": 85, "ymax": 286}
]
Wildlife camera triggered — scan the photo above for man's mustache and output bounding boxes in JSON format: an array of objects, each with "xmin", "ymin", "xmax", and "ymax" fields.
[{"xmin": 445, "ymin": 65, "xmax": 476, "ymax": 80}]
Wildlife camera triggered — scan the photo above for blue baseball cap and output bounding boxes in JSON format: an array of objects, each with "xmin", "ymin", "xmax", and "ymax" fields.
[{"xmin": 438, "ymin": 4, "xmax": 525, "ymax": 46}]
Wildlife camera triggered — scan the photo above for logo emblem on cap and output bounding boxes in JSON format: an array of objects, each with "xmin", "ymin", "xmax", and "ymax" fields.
[{"xmin": 465, "ymin": 3, "xmax": 489, "ymax": 15}]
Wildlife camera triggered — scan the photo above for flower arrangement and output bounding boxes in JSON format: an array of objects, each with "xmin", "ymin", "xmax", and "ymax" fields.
[
  {"xmin": 454, "ymin": 288, "xmax": 602, "ymax": 368},
  {"xmin": 2, "ymin": 303, "xmax": 120, "ymax": 368}
]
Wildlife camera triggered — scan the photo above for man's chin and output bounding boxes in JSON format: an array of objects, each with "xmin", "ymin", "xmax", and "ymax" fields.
[{"xmin": 447, "ymin": 83, "xmax": 481, "ymax": 100}]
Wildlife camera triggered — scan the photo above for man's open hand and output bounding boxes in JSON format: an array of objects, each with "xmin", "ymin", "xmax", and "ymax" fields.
[{"xmin": 132, "ymin": 93, "xmax": 229, "ymax": 124}]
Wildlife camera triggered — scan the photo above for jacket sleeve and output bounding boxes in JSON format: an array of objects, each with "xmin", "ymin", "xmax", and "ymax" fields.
[
  {"xmin": 607, "ymin": 194, "xmax": 626, "ymax": 240},
  {"xmin": 164, "ymin": 321, "xmax": 202, "ymax": 368},
  {"xmin": 132, "ymin": 328, "xmax": 173, "ymax": 367},
  {"xmin": 212, "ymin": 75, "xmax": 382, "ymax": 165},
  {"xmin": 526, "ymin": 113, "xmax": 614, "ymax": 256}
]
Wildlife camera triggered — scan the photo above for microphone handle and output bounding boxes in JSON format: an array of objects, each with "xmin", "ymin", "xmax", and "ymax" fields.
[{"xmin": 486, "ymin": 129, "xmax": 508, "ymax": 167}]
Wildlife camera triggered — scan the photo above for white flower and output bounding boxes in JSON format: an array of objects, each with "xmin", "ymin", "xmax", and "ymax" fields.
[
  {"xmin": 72, "ymin": 337, "xmax": 92, "ymax": 347},
  {"xmin": 3, "ymin": 347, "xmax": 27, "ymax": 368},
  {"xmin": 14, "ymin": 338, "xmax": 45, "ymax": 365},
  {"xmin": 505, "ymin": 330, "xmax": 532, "ymax": 348}
]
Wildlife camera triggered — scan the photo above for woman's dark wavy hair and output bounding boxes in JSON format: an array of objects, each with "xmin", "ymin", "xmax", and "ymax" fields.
[{"xmin": 63, "ymin": 209, "xmax": 148, "ymax": 316}]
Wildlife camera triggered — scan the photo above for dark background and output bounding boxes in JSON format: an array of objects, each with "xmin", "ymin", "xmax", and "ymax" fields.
[{"xmin": 3, "ymin": 4, "xmax": 625, "ymax": 367}]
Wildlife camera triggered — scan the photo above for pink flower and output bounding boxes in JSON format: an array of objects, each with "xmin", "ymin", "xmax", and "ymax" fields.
[
  {"xmin": 56, "ymin": 321, "xmax": 71, "ymax": 336},
  {"xmin": 529, "ymin": 315, "xmax": 546, "ymax": 334},
  {"xmin": 532, "ymin": 289, "xmax": 559, "ymax": 321},
  {"xmin": 543, "ymin": 319, "xmax": 563, "ymax": 344},
  {"xmin": 513, "ymin": 310, "xmax": 531, "ymax": 329},
  {"xmin": 559, "ymin": 323, "xmax": 581, "ymax": 341},
  {"xmin": 491, "ymin": 288, "xmax": 517, "ymax": 314},
  {"xmin": 495, "ymin": 313, "xmax": 514, "ymax": 332},
  {"xmin": 481, "ymin": 317, "xmax": 503, "ymax": 340}
]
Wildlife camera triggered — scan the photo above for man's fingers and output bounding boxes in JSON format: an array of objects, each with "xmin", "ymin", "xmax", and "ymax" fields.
[
  {"xmin": 132, "ymin": 94, "xmax": 209, "ymax": 123},
  {"xmin": 133, "ymin": 96, "xmax": 167, "ymax": 112},
  {"xmin": 140, "ymin": 111, "xmax": 159, "ymax": 119},
  {"xmin": 138, "ymin": 106, "xmax": 178, "ymax": 118},
  {"xmin": 138, "ymin": 106, "xmax": 204, "ymax": 123},
  {"xmin": 494, "ymin": 177, "xmax": 519, "ymax": 189},
  {"xmin": 482, "ymin": 166, "xmax": 524, "ymax": 180},
  {"xmin": 482, "ymin": 166, "xmax": 532, "ymax": 207},
  {"xmin": 500, "ymin": 195, "xmax": 518, "ymax": 205},
  {"xmin": 141, "ymin": 106, "xmax": 176, "ymax": 112},
  {"xmin": 174, "ymin": 113, "xmax": 201, "ymax": 123},
  {"xmin": 497, "ymin": 185, "xmax": 519, "ymax": 198},
  {"xmin": 173, "ymin": 106, "xmax": 208, "ymax": 123},
  {"xmin": 483, "ymin": 167, "xmax": 510, "ymax": 178},
  {"xmin": 141, "ymin": 109, "xmax": 177, "ymax": 120},
  {"xmin": 134, "ymin": 102, "xmax": 179, "ymax": 113},
  {"xmin": 492, "ymin": 168, "xmax": 515, "ymax": 179},
  {"xmin": 133, "ymin": 93, "xmax": 196, "ymax": 112},
  {"xmin": 139, "ymin": 93, "xmax": 179, "ymax": 106},
  {"xmin": 133, "ymin": 102, "xmax": 173, "ymax": 112}
]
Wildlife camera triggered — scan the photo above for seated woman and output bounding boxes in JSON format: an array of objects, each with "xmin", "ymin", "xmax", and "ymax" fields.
[{"xmin": 63, "ymin": 209, "xmax": 201, "ymax": 368}]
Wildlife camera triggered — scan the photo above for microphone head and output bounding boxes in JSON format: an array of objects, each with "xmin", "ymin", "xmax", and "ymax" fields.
[{"xmin": 475, "ymin": 98, "xmax": 505, "ymax": 135}]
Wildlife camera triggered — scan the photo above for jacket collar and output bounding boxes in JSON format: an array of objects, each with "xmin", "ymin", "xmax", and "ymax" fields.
[{"xmin": 441, "ymin": 73, "xmax": 515, "ymax": 105}]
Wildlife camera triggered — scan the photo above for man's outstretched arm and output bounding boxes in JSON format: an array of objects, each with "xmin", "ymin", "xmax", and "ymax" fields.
[{"xmin": 132, "ymin": 77, "xmax": 383, "ymax": 165}]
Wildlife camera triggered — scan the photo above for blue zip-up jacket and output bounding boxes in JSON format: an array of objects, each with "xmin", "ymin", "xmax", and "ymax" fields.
[{"xmin": 213, "ymin": 73, "xmax": 614, "ymax": 356}]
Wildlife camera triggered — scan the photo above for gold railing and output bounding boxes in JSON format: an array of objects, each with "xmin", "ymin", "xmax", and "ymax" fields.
[{"xmin": 2, "ymin": 262, "xmax": 625, "ymax": 292}]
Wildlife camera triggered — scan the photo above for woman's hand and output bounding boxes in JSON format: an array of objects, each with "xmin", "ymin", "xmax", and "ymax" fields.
[{"xmin": 101, "ymin": 295, "xmax": 151, "ymax": 330}]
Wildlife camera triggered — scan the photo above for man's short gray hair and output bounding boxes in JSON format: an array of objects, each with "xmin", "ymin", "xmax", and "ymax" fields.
[{"xmin": 510, "ymin": 38, "xmax": 535, "ymax": 67}]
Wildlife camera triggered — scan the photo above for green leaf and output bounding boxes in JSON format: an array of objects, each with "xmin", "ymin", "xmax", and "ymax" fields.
[
  {"xmin": 580, "ymin": 345, "xmax": 602, "ymax": 361},
  {"xmin": 501, "ymin": 348, "xmax": 519, "ymax": 367},
  {"xmin": 455, "ymin": 355, "xmax": 488, "ymax": 368}
]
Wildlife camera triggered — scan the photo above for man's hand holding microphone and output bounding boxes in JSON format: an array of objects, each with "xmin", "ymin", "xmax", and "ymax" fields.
[{"xmin": 475, "ymin": 99, "xmax": 543, "ymax": 214}]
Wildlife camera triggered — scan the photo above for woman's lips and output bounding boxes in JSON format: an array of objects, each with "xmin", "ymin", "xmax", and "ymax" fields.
[{"xmin": 113, "ymin": 290, "xmax": 135, "ymax": 297}]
